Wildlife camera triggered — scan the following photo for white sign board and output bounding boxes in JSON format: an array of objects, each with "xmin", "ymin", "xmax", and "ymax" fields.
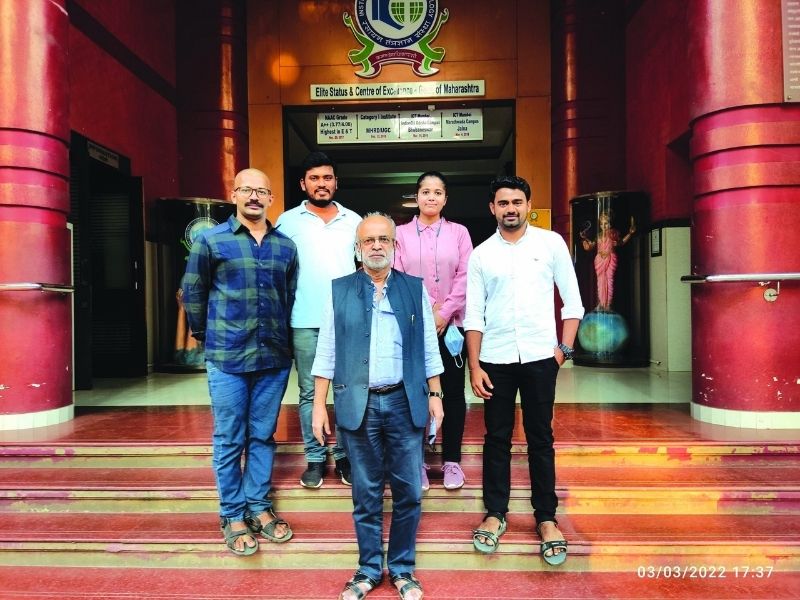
[
  {"xmin": 310, "ymin": 80, "xmax": 485, "ymax": 101},
  {"xmin": 317, "ymin": 113, "xmax": 358, "ymax": 143},
  {"xmin": 783, "ymin": 0, "xmax": 800, "ymax": 101},
  {"xmin": 317, "ymin": 109, "xmax": 483, "ymax": 144},
  {"xmin": 358, "ymin": 112, "xmax": 400, "ymax": 142}
]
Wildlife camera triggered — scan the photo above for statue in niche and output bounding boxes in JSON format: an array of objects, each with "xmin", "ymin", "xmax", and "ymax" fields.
[{"xmin": 579, "ymin": 210, "xmax": 636, "ymax": 312}]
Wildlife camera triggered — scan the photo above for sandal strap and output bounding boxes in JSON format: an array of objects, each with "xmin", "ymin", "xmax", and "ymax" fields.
[
  {"xmin": 341, "ymin": 572, "xmax": 379, "ymax": 599},
  {"xmin": 342, "ymin": 581, "xmax": 368, "ymax": 600},
  {"xmin": 351, "ymin": 572, "xmax": 380, "ymax": 587},
  {"xmin": 221, "ymin": 521, "xmax": 251, "ymax": 543},
  {"xmin": 472, "ymin": 528, "xmax": 499, "ymax": 544},
  {"xmin": 390, "ymin": 573, "xmax": 422, "ymax": 599},
  {"xmin": 541, "ymin": 539, "xmax": 568, "ymax": 551},
  {"xmin": 246, "ymin": 510, "xmax": 288, "ymax": 535}
]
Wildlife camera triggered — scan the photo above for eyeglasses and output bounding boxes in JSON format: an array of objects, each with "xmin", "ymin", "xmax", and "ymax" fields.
[
  {"xmin": 358, "ymin": 236, "xmax": 394, "ymax": 246},
  {"xmin": 234, "ymin": 186, "xmax": 272, "ymax": 199}
]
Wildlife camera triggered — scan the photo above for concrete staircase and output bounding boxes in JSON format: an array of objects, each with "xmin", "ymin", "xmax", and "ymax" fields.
[{"xmin": 1, "ymin": 405, "xmax": 799, "ymax": 598}]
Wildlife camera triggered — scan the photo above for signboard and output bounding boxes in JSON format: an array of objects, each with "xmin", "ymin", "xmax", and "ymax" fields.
[
  {"xmin": 783, "ymin": 0, "xmax": 800, "ymax": 101},
  {"xmin": 317, "ymin": 109, "xmax": 483, "ymax": 144},
  {"xmin": 87, "ymin": 140, "xmax": 120, "ymax": 169},
  {"xmin": 310, "ymin": 80, "xmax": 485, "ymax": 101}
]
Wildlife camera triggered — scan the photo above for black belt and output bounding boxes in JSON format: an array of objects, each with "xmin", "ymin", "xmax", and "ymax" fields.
[{"xmin": 369, "ymin": 382, "xmax": 403, "ymax": 394}]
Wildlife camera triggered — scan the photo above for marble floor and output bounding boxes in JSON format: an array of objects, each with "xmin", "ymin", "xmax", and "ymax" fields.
[{"xmin": 73, "ymin": 365, "xmax": 692, "ymax": 407}]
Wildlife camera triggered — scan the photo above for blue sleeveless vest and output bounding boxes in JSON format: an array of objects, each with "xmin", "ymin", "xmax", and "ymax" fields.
[{"xmin": 331, "ymin": 269, "xmax": 430, "ymax": 430}]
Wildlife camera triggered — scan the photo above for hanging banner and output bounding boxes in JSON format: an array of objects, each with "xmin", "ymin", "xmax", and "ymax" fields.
[{"xmin": 317, "ymin": 109, "xmax": 482, "ymax": 144}]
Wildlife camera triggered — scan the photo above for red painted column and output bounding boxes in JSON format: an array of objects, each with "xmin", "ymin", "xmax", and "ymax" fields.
[
  {"xmin": 551, "ymin": 0, "xmax": 626, "ymax": 239},
  {"xmin": 688, "ymin": 0, "xmax": 800, "ymax": 421},
  {"xmin": 0, "ymin": 0, "xmax": 72, "ymax": 426},
  {"xmin": 176, "ymin": 0, "xmax": 249, "ymax": 199}
]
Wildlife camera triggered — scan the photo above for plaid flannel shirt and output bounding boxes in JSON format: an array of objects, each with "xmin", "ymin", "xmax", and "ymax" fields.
[{"xmin": 181, "ymin": 215, "xmax": 298, "ymax": 373}]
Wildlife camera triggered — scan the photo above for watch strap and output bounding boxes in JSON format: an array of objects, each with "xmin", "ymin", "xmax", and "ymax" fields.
[{"xmin": 557, "ymin": 343, "xmax": 574, "ymax": 360}]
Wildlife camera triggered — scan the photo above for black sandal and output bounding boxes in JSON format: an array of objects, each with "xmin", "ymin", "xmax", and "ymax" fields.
[
  {"xmin": 244, "ymin": 510, "xmax": 293, "ymax": 543},
  {"xmin": 220, "ymin": 518, "xmax": 258, "ymax": 556},
  {"xmin": 390, "ymin": 572, "xmax": 423, "ymax": 600},
  {"xmin": 338, "ymin": 572, "xmax": 381, "ymax": 600}
]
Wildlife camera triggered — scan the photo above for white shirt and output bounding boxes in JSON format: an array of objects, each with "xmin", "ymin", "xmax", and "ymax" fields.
[
  {"xmin": 275, "ymin": 201, "xmax": 361, "ymax": 327},
  {"xmin": 311, "ymin": 274, "xmax": 444, "ymax": 383},
  {"xmin": 463, "ymin": 224, "xmax": 584, "ymax": 364}
]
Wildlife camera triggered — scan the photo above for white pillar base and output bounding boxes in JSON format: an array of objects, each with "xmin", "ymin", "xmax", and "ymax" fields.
[
  {"xmin": 691, "ymin": 402, "xmax": 800, "ymax": 429},
  {"xmin": 0, "ymin": 404, "xmax": 74, "ymax": 431}
]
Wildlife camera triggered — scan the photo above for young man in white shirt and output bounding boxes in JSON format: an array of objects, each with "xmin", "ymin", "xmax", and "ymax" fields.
[
  {"xmin": 276, "ymin": 152, "xmax": 361, "ymax": 489},
  {"xmin": 463, "ymin": 175, "xmax": 584, "ymax": 566}
]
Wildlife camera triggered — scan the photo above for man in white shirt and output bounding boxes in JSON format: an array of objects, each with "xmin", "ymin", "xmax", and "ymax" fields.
[
  {"xmin": 276, "ymin": 152, "xmax": 361, "ymax": 489},
  {"xmin": 463, "ymin": 175, "xmax": 584, "ymax": 566}
]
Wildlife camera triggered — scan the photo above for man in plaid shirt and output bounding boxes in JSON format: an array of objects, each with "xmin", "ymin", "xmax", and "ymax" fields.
[{"xmin": 182, "ymin": 168, "xmax": 298, "ymax": 556}]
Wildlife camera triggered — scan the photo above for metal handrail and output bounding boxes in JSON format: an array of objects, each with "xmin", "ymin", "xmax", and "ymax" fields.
[
  {"xmin": 0, "ymin": 282, "xmax": 74, "ymax": 293},
  {"xmin": 681, "ymin": 273, "xmax": 800, "ymax": 284}
]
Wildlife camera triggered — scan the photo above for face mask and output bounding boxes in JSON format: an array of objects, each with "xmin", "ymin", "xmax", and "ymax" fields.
[{"xmin": 443, "ymin": 325, "xmax": 464, "ymax": 368}]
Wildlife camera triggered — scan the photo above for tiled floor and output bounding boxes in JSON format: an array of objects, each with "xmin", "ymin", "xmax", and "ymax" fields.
[{"xmin": 73, "ymin": 365, "xmax": 692, "ymax": 407}]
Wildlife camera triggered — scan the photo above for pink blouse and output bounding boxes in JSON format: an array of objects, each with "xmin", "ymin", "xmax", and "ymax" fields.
[{"xmin": 394, "ymin": 216, "xmax": 473, "ymax": 326}]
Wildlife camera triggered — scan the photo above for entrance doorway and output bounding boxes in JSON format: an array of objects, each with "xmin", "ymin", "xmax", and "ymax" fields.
[
  {"xmin": 69, "ymin": 133, "xmax": 147, "ymax": 389},
  {"xmin": 282, "ymin": 101, "xmax": 515, "ymax": 245}
]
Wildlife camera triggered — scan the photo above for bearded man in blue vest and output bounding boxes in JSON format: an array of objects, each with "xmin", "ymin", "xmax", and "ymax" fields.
[{"xmin": 312, "ymin": 212, "xmax": 444, "ymax": 600}]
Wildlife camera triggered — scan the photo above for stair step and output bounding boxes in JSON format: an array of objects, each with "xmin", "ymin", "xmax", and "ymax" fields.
[
  {"xmin": 1, "ymin": 567, "xmax": 797, "ymax": 600},
  {"xmin": 4, "ymin": 485, "xmax": 799, "ymax": 515},
  {"xmin": 0, "ymin": 512, "xmax": 798, "ymax": 572},
  {"xmin": 3, "ymin": 443, "xmax": 799, "ymax": 468},
  {"xmin": 3, "ymin": 461, "xmax": 799, "ymax": 488},
  {"xmin": 2, "ymin": 511, "xmax": 800, "ymax": 544}
]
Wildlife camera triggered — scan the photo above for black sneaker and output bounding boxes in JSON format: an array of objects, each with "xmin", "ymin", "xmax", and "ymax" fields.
[
  {"xmin": 300, "ymin": 462, "xmax": 325, "ymax": 488},
  {"xmin": 335, "ymin": 457, "xmax": 352, "ymax": 486}
]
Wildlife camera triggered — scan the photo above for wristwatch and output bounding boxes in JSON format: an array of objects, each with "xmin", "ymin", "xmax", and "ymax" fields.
[
  {"xmin": 428, "ymin": 391, "xmax": 444, "ymax": 398},
  {"xmin": 557, "ymin": 343, "xmax": 575, "ymax": 360}
]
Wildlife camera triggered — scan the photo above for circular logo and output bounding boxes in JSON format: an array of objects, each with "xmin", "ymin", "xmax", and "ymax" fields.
[
  {"xmin": 356, "ymin": 0, "xmax": 438, "ymax": 49},
  {"xmin": 184, "ymin": 217, "xmax": 218, "ymax": 247}
]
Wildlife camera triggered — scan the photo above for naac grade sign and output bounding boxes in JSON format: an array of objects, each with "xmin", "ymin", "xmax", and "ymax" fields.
[{"xmin": 343, "ymin": 0, "xmax": 449, "ymax": 78}]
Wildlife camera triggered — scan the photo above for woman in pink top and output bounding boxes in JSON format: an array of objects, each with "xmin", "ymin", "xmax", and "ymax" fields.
[{"xmin": 395, "ymin": 171, "xmax": 473, "ymax": 490}]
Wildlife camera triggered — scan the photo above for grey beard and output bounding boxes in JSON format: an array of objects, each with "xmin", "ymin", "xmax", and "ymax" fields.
[{"xmin": 362, "ymin": 254, "xmax": 391, "ymax": 270}]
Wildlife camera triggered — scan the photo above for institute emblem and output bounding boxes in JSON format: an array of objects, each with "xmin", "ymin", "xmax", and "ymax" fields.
[
  {"xmin": 343, "ymin": 0, "xmax": 449, "ymax": 78},
  {"xmin": 181, "ymin": 217, "xmax": 219, "ymax": 253}
]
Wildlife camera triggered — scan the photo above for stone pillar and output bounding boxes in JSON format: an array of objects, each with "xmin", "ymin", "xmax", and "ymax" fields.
[
  {"xmin": 688, "ymin": 0, "xmax": 800, "ymax": 427},
  {"xmin": 551, "ymin": 0, "xmax": 626, "ymax": 239},
  {"xmin": 176, "ymin": 0, "xmax": 249, "ymax": 199},
  {"xmin": 0, "ymin": 0, "xmax": 73, "ymax": 429}
]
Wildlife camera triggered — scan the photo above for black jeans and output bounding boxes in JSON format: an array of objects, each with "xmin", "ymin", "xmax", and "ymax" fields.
[
  {"xmin": 438, "ymin": 329, "xmax": 466, "ymax": 463},
  {"xmin": 481, "ymin": 357, "xmax": 559, "ymax": 525}
]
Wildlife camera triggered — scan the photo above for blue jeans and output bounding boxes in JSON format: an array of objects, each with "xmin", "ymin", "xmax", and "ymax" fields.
[
  {"xmin": 293, "ymin": 327, "xmax": 346, "ymax": 462},
  {"xmin": 339, "ymin": 387, "xmax": 423, "ymax": 581},
  {"xmin": 206, "ymin": 361, "xmax": 290, "ymax": 521}
]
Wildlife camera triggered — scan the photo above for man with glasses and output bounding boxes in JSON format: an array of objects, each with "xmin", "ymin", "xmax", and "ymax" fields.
[
  {"xmin": 182, "ymin": 168, "xmax": 297, "ymax": 555},
  {"xmin": 276, "ymin": 151, "xmax": 361, "ymax": 489},
  {"xmin": 311, "ymin": 213, "xmax": 443, "ymax": 600}
]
